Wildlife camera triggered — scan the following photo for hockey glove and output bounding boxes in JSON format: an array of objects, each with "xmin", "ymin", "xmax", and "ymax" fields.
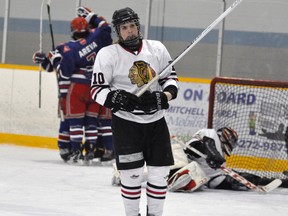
[
  {"xmin": 48, "ymin": 49, "xmax": 62, "ymax": 67},
  {"xmin": 76, "ymin": 6, "xmax": 97, "ymax": 26},
  {"xmin": 104, "ymin": 90, "xmax": 139, "ymax": 112},
  {"xmin": 32, "ymin": 51, "xmax": 47, "ymax": 64},
  {"xmin": 32, "ymin": 51, "xmax": 54, "ymax": 72},
  {"xmin": 203, "ymin": 136, "xmax": 226, "ymax": 169},
  {"xmin": 138, "ymin": 91, "xmax": 169, "ymax": 113},
  {"xmin": 76, "ymin": 6, "xmax": 92, "ymax": 18}
]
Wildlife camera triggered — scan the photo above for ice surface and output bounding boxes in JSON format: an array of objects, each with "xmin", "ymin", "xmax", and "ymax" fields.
[{"xmin": 0, "ymin": 145, "xmax": 287, "ymax": 216}]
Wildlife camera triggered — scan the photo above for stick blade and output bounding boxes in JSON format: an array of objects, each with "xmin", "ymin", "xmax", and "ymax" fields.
[{"xmin": 259, "ymin": 179, "xmax": 282, "ymax": 193}]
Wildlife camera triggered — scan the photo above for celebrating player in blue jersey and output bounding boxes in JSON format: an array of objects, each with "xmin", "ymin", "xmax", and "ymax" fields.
[{"xmin": 33, "ymin": 7, "xmax": 113, "ymax": 164}]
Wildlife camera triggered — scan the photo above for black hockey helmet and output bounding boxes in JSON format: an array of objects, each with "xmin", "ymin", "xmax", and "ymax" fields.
[
  {"xmin": 217, "ymin": 127, "xmax": 238, "ymax": 156},
  {"xmin": 112, "ymin": 7, "xmax": 140, "ymax": 36}
]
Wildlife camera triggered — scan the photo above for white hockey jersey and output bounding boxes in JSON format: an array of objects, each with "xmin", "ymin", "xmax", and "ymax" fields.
[{"xmin": 91, "ymin": 39, "xmax": 178, "ymax": 123}]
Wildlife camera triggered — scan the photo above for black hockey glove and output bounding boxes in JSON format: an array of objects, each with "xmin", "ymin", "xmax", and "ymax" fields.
[
  {"xmin": 138, "ymin": 91, "xmax": 169, "ymax": 113},
  {"xmin": 104, "ymin": 90, "xmax": 139, "ymax": 112},
  {"xmin": 32, "ymin": 51, "xmax": 47, "ymax": 64},
  {"xmin": 203, "ymin": 136, "xmax": 226, "ymax": 169},
  {"xmin": 32, "ymin": 51, "xmax": 54, "ymax": 72}
]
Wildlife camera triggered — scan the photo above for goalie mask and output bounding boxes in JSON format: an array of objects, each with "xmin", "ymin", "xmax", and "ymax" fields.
[
  {"xmin": 217, "ymin": 127, "xmax": 238, "ymax": 156},
  {"xmin": 112, "ymin": 7, "xmax": 142, "ymax": 50},
  {"xmin": 70, "ymin": 17, "xmax": 89, "ymax": 40}
]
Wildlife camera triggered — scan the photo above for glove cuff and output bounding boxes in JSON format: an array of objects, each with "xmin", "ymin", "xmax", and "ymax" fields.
[
  {"xmin": 42, "ymin": 57, "xmax": 54, "ymax": 72},
  {"xmin": 86, "ymin": 13, "xmax": 96, "ymax": 25},
  {"xmin": 156, "ymin": 92, "xmax": 169, "ymax": 110},
  {"xmin": 49, "ymin": 51, "xmax": 62, "ymax": 67}
]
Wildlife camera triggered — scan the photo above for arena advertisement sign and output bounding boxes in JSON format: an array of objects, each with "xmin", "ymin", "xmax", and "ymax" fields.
[{"xmin": 165, "ymin": 81, "xmax": 210, "ymax": 141}]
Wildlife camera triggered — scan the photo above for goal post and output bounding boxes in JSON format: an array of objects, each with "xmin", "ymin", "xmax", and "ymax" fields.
[{"xmin": 208, "ymin": 77, "xmax": 288, "ymax": 180}]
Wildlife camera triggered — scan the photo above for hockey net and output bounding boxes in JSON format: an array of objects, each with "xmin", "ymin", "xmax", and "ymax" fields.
[{"xmin": 208, "ymin": 77, "xmax": 288, "ymax": 180}]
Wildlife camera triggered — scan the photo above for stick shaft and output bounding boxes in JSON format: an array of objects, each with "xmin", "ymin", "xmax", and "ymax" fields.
[
  {"xmin": 38, "ymin": 0, "xmax": 45, "ymax": 108},
  {"xmin": 46, "ymin": 0, "xmax": 64, "ymax": 121},
  {"xmin": 47, "ymin": 0, "xmax": 55, "ymax": 50},
  {"xmin": 136, "ymin": 0, "xmax": 243, "ymax": 97}
]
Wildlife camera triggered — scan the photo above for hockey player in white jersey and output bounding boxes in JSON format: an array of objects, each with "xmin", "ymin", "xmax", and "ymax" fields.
[
  {"xmin": 168, "ymin": 127, "xmax": 239, "ymax": 192},
  {"xmin": 90, "ymin": 7, "xmax": 178, "ymax": 216}
]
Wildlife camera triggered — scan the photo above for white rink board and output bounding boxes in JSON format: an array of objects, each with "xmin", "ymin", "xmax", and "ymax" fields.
[
  {"xmin": 166, "ymin": 81, "xmax": 210, "ymax": 141},
  {"xmin": 0, "ymin": 68, "xmax": 210, "ymax": 138}
]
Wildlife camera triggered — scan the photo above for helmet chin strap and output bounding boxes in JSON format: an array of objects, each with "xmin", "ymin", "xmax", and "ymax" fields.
[
  {"xmin": 122, "ymin": 37, "xmax": 141, "ymax": 50},
  {"xmin": 119, "ymin": 29, "xmax": 142, "ymax": 51}
]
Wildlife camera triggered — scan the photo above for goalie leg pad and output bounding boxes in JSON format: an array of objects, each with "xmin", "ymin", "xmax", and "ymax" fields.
[{"xmin": 168, "ymin": 161, "xmax": 210, "ymax": 192}]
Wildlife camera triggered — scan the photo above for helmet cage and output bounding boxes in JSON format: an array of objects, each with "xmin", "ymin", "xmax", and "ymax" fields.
[
  {"xmin": 217, "ymin": 127, "xmax": 238, "ymax": 156},
  {"xmin": 112, "ymin": 7, "xmax": 140, "ymax": 36}
]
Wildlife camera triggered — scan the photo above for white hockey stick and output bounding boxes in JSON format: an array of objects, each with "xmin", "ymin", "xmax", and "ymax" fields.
[
  {"xmin": 185, "ymin": 145, "xmax": 282, "ymax": 193},
  {"xmin": 76, "ymin": 0, "xmax": 82, "ymax": 7},
  {"xmin": 136, "ymin": 0, "xmax": 243, "ymax": 97},
  {"xmin": 38, "ymin": 0, "xmax": 45, "ymax": 108}
]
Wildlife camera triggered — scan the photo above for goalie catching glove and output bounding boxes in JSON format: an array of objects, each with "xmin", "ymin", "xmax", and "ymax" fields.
[
  {"xmin": 138, "ymin": 91, "xmax": 169, "ymax": 113},
  {"xmin": 202, "ymin": 136, "xmax": 226, "ymax": 169},
  {"xmin": 104, "ymin": 90, "xmax": 139, "ymax": 112}
]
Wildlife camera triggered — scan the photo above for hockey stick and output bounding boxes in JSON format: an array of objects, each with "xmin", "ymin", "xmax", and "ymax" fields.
[
  {"xmin": 136, "ymin": 0, "xmax": 243, "ymax": 97},
  {"xmin": 47, "ymin": 0, "xmax": 55, "ymax": 50},
  {"xmin": 76, "ymin": 0, "xmax": 82, "ymax": 8},
  {"xmin": 185, "ymin": 144, "xmax": 282, "ymax": 193},
  {"xmin": 47, "ymin": 0, "xmax": 64, "ymax": 121},
  {"xmin": 38, "ymin": 0, "xmax": 45, "ymax": 108}
]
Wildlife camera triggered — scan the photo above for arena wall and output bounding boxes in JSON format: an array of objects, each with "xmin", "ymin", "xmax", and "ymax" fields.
[{"xmin": 0, "ymin": 0, "xmax": 288, "ymax": 80}]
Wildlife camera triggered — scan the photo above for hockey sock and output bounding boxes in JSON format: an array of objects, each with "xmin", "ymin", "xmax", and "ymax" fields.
[
  {"xmin": 120, "ymin": 167, "xmax": 144, "ymax": 216},
  {"xmin": 146, "ymin": 166, "xmax": 170, "ymax": 216}
]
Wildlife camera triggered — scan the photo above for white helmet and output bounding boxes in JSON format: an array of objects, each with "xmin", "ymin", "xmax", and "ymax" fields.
[{"xmin": 217, "ymin": 127, "xmax": 238, "ymax": 156}]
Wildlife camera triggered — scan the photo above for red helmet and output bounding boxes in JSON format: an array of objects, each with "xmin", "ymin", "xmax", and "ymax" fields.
[{"xmin": 70, "ymin": 17, "xmax": 89, "ymax": 39}]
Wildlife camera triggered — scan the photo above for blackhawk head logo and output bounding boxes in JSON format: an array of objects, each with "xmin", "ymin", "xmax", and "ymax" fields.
[{"xmin": 128, "ymin": 60, "xmax": 156, "ymax": 87}]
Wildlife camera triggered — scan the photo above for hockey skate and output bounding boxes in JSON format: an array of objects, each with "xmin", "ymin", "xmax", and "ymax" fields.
[
  {"xmin": 100, "ymin": 150, "xmax": 115, "ymax": 166},
  {"xmin": 83, "ymin": 142, "xmax": 96, "ymax": 165},
  {"xmin": 94, "ymin": 147, "xmax": 105, "ymax": 158},
  {"xmin": 67, "ymin": 149, "xmax": 83, "ymax": 164},
  {"xmin": 59, "ymin": 148, "xmax": 71, "ymax": 162}
]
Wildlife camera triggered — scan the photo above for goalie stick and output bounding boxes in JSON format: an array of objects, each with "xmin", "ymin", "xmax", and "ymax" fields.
[
  {"xmin": 173, "ymin": 136, "xmax": 282, "ymax": 193},
  {"xmin": 136, "ymin": 0, "xmax": 243, "ymax": 97},
  {"xmin": 47, "ymin": 0, "xmax": 64, "ymax": 121}
]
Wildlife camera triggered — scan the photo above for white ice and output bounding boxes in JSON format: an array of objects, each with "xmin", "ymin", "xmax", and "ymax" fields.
[{"xmin": 0, "ymin": 144, "xmax": 287, "ymax": 216}]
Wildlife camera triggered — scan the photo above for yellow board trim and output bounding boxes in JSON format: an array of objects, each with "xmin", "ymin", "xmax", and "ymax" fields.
[
  {"xmin": 0, "ymin": 63, "xmax": 39, "ymax": 71},
  {"xmin": 0, "ymin": 133, "xmax": 58, "ymax": 150},
  {"xmin": 0, "ymin": 64, "xmax": 213, "ymax": 83},
  {"xmin": 178, "ymin": 77, "xmax": 211, "ymax": 83}
]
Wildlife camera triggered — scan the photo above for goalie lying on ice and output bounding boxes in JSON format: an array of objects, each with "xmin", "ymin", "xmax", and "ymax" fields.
[
  {"xmin": 168, "ymin": 127, "xmax": 239, "ymax": 192},
  {"xmin": 112, "ymin": 127, "xmax": 262, "ymax": 192}
]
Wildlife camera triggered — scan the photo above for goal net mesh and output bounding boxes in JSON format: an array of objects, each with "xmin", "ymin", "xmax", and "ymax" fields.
[{"xmin": 209, "ymin": 77, "xmax": 288, "ymax": 180}]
